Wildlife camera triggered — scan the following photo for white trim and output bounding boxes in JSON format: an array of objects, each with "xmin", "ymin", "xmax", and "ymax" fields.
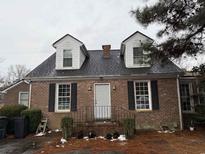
[
  {"xmin": 189, "ymin": 82, "xmax": 195, "ymax": 112},
  {"xmin": 18, "ymin": 91, "xmax": 29, "ymax": 107},
  {"xmin": 134, "ymin": 80, "xmax": 152, "ymax": 111},
  {"xmin": 180, "ymin": 82, "xmax": 194, "ymax": 112},
  {"xmin": 63, "ymin": 49, "xmax": 73, "ymax": 68},
  {"xmin": 94, "ymin": 83, "xmax": 111, "ymax": 119},
  {"xmin": 55, "ymin": 83, "xmax": 71, "ymax": 113},
  {"xmin": 28, "ymin": 83, "xmax": 32, "ymax": 109},
  {"xmin": 177, "ymin": 76, "xmax": 183, "ymax": 130},
  {"xmin": 26, "ymin": 74, "xmax": 179, "ymax": 81},
  {"xmin": 2, "ymin": 80, "xmax": 29, "ymax": 93},
  {"xmin": 122, "ymin": 31, "xmax": 153, "ymax": 44}
]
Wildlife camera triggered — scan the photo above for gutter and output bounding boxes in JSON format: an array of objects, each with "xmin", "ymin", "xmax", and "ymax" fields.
[
  {"xmin": 177, "ymin": 75, "xmax": 183, "ymax": 130},
  {"xmin": 25, "ymin": 73, "xmax": 180, "ymax": 81},
  {"xmin": 28, "ymin": 80, "xmax": 32, "ymax": 109}
]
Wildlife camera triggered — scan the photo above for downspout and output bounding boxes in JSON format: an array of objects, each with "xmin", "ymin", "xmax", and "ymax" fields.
[
  {"xmin": 177, "ymin": 75, "xmax": 183, "ymax": 130},
  {"xmin": 28, "ymin": 81, "xmax": 32, "ymax": 109}
]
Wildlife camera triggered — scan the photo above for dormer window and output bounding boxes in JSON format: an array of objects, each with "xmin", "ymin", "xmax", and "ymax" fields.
[
  {"xmin": 63, "ymin": 49, "xmax": 72, "ymax": 67},
  {"xmin": 120, "ymin": 31, "xmax": 153, "ymax": 68},
  {"xmin": 133, "ymin": 47, "xmax": 148, "ymax": 66}
]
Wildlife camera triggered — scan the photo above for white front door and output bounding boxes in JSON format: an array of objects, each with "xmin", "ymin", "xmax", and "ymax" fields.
[{"xmin": 94, "ymin": 84, "xmax": 111, "ymax": 119}]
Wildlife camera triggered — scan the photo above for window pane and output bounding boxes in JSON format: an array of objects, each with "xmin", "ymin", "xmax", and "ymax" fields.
[
  {"xmin": 63, "ymin": 50, "xmax": 72, "ymax": 58},
  {"xmin": 133, "ymin": 47, "xmax": 143, "ymax": 56},
  {"xmin": 21, "ymin": 93, "xmax": 29, "ymax": 100},
  {"xmin": 180, "ymin": 83, "xmax": 191, "ymax": 111},
  {"xmin": 58, "ymin": 84, "xmax": 71, "ymax": 110},
  {"xmin": 19, "ymin": 92, "xmax": 29, "ymax": 106},
  {"xmin": 135, "ymin": 81, "xmax": 150, "ymax": 110},
  {"xmin": 133, "ymin": 47, "xmax": 149, "ymax": 65},
  {"xmin": 63, "ymin": 58, "xmax": 72, "ymax": 67},
  {"xmin": 63, "ymin": 50, "xmax": 72, "ymax": 67}
]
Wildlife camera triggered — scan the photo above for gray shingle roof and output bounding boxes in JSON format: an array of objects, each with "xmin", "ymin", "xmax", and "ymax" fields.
[{"xmin": 26, "ymin": 50, "xmax": 182, "ymax": 78}]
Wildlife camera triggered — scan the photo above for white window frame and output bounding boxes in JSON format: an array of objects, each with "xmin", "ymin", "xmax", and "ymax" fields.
[
  {"xmin": 63, "ymin": 49, "xmax": 72, "ymax": 68},
  {"xmin": 18, "ymin": 92, "xmax": 29, "ymax": 106},
  {"xmin": 133, "ymin": 47, "xmax": 150, "ymax": 67},
  {"xmin": 180, "ymin": 82, "xmax": 194, "ymax": 113},
  {"xmin": 134, "ymin": 80, "xmax": 152, "ymax": 111},
  {"xmin": 55, "ymin": 83, "xmax": 71, "ymax": 112}
]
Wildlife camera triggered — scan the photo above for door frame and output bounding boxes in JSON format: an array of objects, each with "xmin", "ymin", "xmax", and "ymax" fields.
[{"xmin": 94, "ymin": 83, "xmax": 111, "ymax": 119}]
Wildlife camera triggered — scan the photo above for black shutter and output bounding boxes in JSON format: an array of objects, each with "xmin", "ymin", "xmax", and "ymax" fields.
[
  {"xmin": 128, "ymin": 81, "xmax": 135, "ymax": 110},
  {"xmin": 71, "ymin": 83, "xmax": 77, "ymax": 111},
  {"xmin": 48, "ymin": 83, "xmax": 56, "ymax": 112},
  {"xmin": 151, "ymin": 80, "xmax": 159, "ymax": 110}
]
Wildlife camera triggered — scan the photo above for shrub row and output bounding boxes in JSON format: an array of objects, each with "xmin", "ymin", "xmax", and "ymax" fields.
[
  {"xmin": 21, "ymin": 109, "xmax": 42, "ymax": 133},
  {"xmin": 0, "ymin": 104, "xmax": 27, "ymax": 118},
  {"xmin": 0, "ymin": 104, "xmax": 42, "ymax": 133}
]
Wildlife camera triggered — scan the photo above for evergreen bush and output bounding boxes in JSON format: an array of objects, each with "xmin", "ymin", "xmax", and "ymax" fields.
[
  {"xmin": 21, "ymin": 109, "xmax": 42, "ymax": 133},
  {"xmin": 61, "ymin": 116, "xmax": 73, "ymax": 139}
]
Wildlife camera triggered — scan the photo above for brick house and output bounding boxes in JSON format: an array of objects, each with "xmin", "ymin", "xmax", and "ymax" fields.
[
  {"xmin": 25, "ymin": 31, "xmax": 183, "ymax": 130},
  {"xmin": 0, "ymin": 80, "xmax": 30, "ymax": 107}
]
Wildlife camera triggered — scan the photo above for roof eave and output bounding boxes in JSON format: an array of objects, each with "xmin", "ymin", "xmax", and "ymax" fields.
[
  {"xmin": 122, "ymin": 31, "xmax": 154, "ymax": 43},
  {"xmin": 1, "ymin": 79, "xmax": 29, "ymax": 93},
  {"xmin": 52, "ymin": 34, "xmax": 84, "ymax": 48}
]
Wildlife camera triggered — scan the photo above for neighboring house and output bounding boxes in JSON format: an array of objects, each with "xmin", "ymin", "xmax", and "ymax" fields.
[
  {"xmin": 0, "ymin": 80, "xmax": 30, "ymax": 107},
  {"xmin": 179, "ymin": 72, "xmax": 205, "ymax": 127},
  {"xmin": 25, "ymin": 31, "xmax": 183, "ymax": 130}
]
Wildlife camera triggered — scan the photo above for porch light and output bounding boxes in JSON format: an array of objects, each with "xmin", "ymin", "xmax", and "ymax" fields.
[
  {"xmin": 88, "ymin": 85, "xmax": 92, "ymax": 91},
  {"xmin": 112, "ymin": 85, "xmax": 116, "ymax": 91}
]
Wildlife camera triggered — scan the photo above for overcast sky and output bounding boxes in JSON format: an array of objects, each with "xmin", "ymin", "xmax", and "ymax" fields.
[{"xmin": 0, "ymin": 0, "xmax": 203, "ymax": 76}]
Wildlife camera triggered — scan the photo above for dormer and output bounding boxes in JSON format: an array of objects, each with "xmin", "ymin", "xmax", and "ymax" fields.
[
  {"xmin": 53, "ymin": 34, "xmax": 89, "ymax": 70},
  {"xmin": 120, "ymin": 31, "xmax": 154, "ymax": 68}
]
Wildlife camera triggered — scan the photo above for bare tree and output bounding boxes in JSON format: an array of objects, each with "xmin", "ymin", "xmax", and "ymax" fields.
[{"xmin": 6, "ymin": 65, "xmax": 30, "ymax": 83}]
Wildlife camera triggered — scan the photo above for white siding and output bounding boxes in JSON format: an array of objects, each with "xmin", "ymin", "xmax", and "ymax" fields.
[
  {"xmin": 79, "ymin": 48, "xmax": 86, "ymax": 67},
  {"xmin": 55, "ymin": 35, "xmax": 85, "ymax": 70},
  {"xmin": 123, "ymin": 32, "xmax": 152, "ymax": 68}
]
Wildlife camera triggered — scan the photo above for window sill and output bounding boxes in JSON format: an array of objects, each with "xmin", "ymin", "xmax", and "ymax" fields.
[
  {"xmin": 133, "ymin": 64, "xmax": 151, "ymax": 68},
  {"xmin": 136, "ymin": 109, "xmax": 152, "ymax": 112},
  {"xmin": 55, "ymin": 110, "xmax": 71, "ymax": 113}
]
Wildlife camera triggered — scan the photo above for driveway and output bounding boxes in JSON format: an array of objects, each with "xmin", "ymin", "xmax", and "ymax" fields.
[{"xmin": 0, "ymin": 135, "xmax": 53, "ymax": 154}]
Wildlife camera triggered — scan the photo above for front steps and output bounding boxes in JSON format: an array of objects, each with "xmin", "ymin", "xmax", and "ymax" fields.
[{"xmin": 74, "ymin": 121, "xmax": 124, "ymax": 136}]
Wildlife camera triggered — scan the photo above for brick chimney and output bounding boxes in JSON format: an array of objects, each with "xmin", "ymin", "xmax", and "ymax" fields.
[{"xmin": 102, "ymin": 45, "xmax": 111, "ymax": 58}]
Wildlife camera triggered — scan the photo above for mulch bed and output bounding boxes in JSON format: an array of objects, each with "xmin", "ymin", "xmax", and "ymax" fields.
[{"xmin": 33, "ymin": 129, "xmax": 205, "ymax": 154}]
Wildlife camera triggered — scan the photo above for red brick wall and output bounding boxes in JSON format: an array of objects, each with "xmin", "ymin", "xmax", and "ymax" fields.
[
  {"xmin": 0, "ymin": 82, "xmax": 29, "ymax": 105},
  {"xmin": 30, "ymin": 78, "xmax": 180, "ymax": 130}
]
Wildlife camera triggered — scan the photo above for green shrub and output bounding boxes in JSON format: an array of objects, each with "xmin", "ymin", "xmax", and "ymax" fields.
[
  {"xmin": 61, "ymin": 116, "xmax": 73, "ymax": 139},
  {"xmin": 0, "ymin": 104, "xmax": 27, "ymax": 118},
  {"xmin": 21, "ymin": 109, "xmax": 42, "ymax": 133},
  {"xmin": 123, "ymin": 118, "xmax": 135, "ymax": 138},
  {"xmin": 0, "ymin": 104, "xmax": 27, "ymax": 133}
]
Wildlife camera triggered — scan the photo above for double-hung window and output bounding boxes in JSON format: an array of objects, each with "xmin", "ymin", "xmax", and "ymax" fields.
[
  {"xmin": 56, "ymin": 84, "xmax": 71, "ymax": 112},
  {"xmin": 133, "ymin": 47, "xmax": 148, "ymax": 66},
  {"xmin": 63, "ymin": 50, "xmax": 72, "ymax": 67},
  {"xmin": 180, "ymin": 83, "xmax": 192, "ymax": 112},
  {"xmin": 134, "ymin": 81, "xmax": 151, "ymax": 110},
  {"xmin": 19, "ymin": 92, "xmax": 29, "ymax": 106}
]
